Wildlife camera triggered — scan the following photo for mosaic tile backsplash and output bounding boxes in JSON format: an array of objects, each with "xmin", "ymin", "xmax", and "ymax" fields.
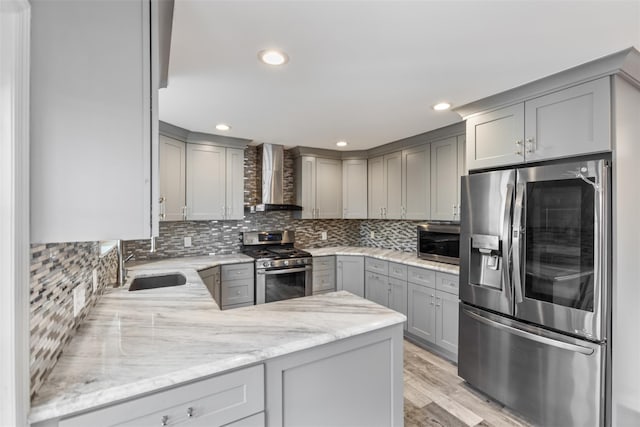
[{"xmin": 30, "ymin": 242, "xmax": 118, "ymax": 399}]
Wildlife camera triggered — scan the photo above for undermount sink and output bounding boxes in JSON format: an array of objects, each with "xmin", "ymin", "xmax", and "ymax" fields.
[{"xmin": 129, "ymin": 273, "xmax": 187, "ymax": 291}]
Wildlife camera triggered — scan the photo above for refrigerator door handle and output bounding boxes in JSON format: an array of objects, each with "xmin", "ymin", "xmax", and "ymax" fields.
[
  {"xmin": 512, "ymin": 182, "xmax": 525, "ymax": 304},
  {"xmin": 463, "ymin": 309, "xmax": 595, "ymax": 355},
  {"xmin": 501, "ymin": 183, "xmax": 514, "ymax": 300}
]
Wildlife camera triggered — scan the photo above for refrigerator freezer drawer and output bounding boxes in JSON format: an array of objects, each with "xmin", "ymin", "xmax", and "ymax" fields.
[{"xmin": 458, "ymin": 305, "xmax": 605, "ymax": 427}]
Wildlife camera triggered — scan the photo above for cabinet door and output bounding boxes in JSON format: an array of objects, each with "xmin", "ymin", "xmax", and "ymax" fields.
[
  {"xmin": 342, "ymin": 159, "xmax": 368, "ymax": 219},
  {"xmin": 296, "ymin": 156, "xmax": 316, "ymax": 219},
  {"xmin": 402, "ymin": 145, "xmax": 430, "ymax": 220},
  {"xmin": 226, "ymin": 148, "xmax": 245, "ymax": 220},
  {"xmin": 336, "ymin": 256, "xmax": 365, "ymax": 297},
  {"xmin": 430, "ymin": 137, "xmax": 459, "ymax": 220},
  {"xmin": 368, "ymin": 156, "xmax": 385, "ymax": 218},
  {"xmin": 159, "ymin": 135, "xmax": 186, "ymax": 221},
  {"xmin": 384, "ymin": 152, "xmax": 403, "ymax": 219},
  {"xmin": 524, "ymin": 77, "xmax": 611, "ymax": 163},
  {"xmin": 316, "ymin": 158, "xmax": 342, "ymax": 219},
  {"xmin": 365, "ymin": 272, "xmax": 389, "ymax": 307},
  {"xmin": 466, "ymin": 103, "xmax": 525, "ymax": 170},
  {"xmin": 407, "ymin": 283, "xmax": 436, "ymax": 344},
  {"xmin": 435, "ymin": 290, "xmax": 459, "ymax": 355},
  {"xmin": 30, "ymin": 0, "xmax": 155, "ymax": 242},
  {"xmin": 388, "ymin": 278, "xmax": 407, "ymax": 330},
  {"xmin": 186, "ymin": 144, "xmax": 226, "ymax": 220}
]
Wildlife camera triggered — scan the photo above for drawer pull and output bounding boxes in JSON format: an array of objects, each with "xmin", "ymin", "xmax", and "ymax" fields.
[
  {"xmin": 186, "ymin": 407, "xmax": 194, "ymax": 418},
  {"xmin": 161, "ymin": 415, "xmax": 169, "ymax": 426}
]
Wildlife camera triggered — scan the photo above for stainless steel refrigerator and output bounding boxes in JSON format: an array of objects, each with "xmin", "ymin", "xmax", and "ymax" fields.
[{"xmin": 458, "ymin": 158, "xmax": 611, "ymax": 426}]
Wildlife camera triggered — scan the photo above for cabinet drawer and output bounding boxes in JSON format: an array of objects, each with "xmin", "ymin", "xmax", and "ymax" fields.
[
  {"xmin": 407, "ymin": 266, "xmax": 436, "ymax": 288},
  {"xmin": 313, "ymin": 256, "xmax": 335, "ymax": 272},
  {"xmin": 222, "ymin": 263, "xmax": 253, "ymax": 281},
  {"xmin": 365, "ymin": 257, "xmax": 388, "ymax": 275},
  {"xmin": 60, "ymin": 365, "xmax": 264, "ymax": 427},
  {"xmin": 222, "ymin": 301, "xmax": 254, "ymax": 310},
  {"xmin": 388, "ymin": 262, "xmax": 407, "ymax": 281},
  {"xmin": 313, "ymin": 270, "xmax": 336, "ymax": 293},
  {"xmin": 222, "ymin": 278, "xmax": 254, "ymax": 306},
  {"xmin": 436, "ymin": 272, "xmax": 459, "ymax": 296}
]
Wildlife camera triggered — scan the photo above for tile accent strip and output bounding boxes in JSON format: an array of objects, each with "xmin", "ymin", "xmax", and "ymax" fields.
[{"xmin": 30, "ymin": 242, "xmax": 118, "ymax": 399}]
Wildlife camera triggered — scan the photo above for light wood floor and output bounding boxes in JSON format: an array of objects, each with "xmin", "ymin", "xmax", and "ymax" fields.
[{"xmin": 403, "ymin": 339, "xmax": 532, "ymax": 427}]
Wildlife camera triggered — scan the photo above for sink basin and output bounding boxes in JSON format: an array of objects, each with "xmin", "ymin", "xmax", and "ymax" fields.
[{"xmin": 129, "ymin": 273, "xmax": 187, "ymax": 291}]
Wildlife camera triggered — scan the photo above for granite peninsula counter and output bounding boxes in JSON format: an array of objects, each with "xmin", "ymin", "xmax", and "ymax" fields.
[{"xmin": 29, "ymin": 253, "xmax": 406, "ymax": 426}]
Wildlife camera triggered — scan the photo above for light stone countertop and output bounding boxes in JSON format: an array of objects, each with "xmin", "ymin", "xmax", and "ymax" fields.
[
  {"xmin": 305, "ymin": 246, "xmax": 460, "ymax": 275},
  {"xmin": 30, "ymin": 248, "xmax": 451, "ymax": 423},
  {"xmin": 29, "ymin": 263, "xmax": 405, "ymax": 423}
]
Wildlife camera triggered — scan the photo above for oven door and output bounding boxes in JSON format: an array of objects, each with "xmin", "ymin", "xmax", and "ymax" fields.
[
  {"xmin": 256, "ymin": 265, "xmax": 312, "ymax": 304},
  {"xmin": 513, "ymin": 159, "xmax": 610, "ymax": 341}
]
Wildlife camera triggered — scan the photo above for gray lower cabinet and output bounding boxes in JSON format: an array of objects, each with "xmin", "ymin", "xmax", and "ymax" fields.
[
  {"xmin": 312, "ymin": 256, "xmax": 336, "ymax": 294},
  {"xmin": 220, "ymin": 263, "xmax": 254, "ymax": 309},
  {"xmin": 199, "ymin": 266, "xmax": 221, "ymax": 304},
  {"xmin": 406, "ymin": 267, "xmax": 459, "ymax": 359},
  {"xmin": 265, "ymin": 324, "xmax": 404, "ymax": 426},
  {"xmin": 336, "ymin": 255, "xmax": 365, "ymax": 297},
  {"xmin": 407, "ymin": 282, "xmax": 437, "ymax": 343},
  {"xmin": 365, "ymin": 259, "xmax": 408, "ymax": 330},
  {"xmin": 56, "ymin": 365, "xmax": 264, "ymax": 427}
]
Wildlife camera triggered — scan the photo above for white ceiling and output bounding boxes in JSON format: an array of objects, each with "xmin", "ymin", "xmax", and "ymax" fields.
[{"xmin": 159, "ymin": 1, "xmax": 640, "ymax": 151}]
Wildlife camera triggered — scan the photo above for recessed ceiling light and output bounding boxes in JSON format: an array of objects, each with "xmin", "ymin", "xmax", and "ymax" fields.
[
  {"xmin": 433, "ymin": 102, "xmax": 451, "ymax": 111},
  {"xmin": 215, "ymin": 123, "xmax": 231, "ymax": 131},
  {"xmin": 336, "ymin": 141, "xmax": 348, "ymax": 147},
  {"xmin": 258, "ymin": 49, "xmax": 289, "ymax": 66}
]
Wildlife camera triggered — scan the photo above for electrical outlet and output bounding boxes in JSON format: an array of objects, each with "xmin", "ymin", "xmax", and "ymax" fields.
[
  {"xmin": 370, "ymin": 231, "xmax": 375, "ymax": 239},
  {"xmin": 73, "ymin": 284, "xmax": 87, "ymax": 317},
  {"xmin": 184, "ymin": 236, "xmax": 192, "ymax": 247},
  {"xmin": 321, "ymin": 231, "xmax": 328, "ymax": 240},
  {"xmin": 92, "ymin": 269, "xmax": 98, "ymax": 293}
]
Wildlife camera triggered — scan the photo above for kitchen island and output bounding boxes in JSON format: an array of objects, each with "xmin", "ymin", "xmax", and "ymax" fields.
[{"xmin": 29, "ymin": 258, "xmax": 405, "ymax": 426}]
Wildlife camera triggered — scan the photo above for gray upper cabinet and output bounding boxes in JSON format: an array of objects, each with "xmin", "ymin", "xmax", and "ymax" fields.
[
  {"xmin": 30, "ymin": 0, "xmax": 158, "ymax": 242},
  {"xmin": 225, "ymin": 148, "xmax": 245, "ymax": 220},
  {"xmin": 430, "ymin": 136, "xmax": 460, "ymax": 221},
  {"xmin": 186, "ymin": 144, "xmax": 226, "ymax": 220},
  {"xmin": 402, "ymin": 145, "xmax": 430, "ymax": 220},
  {"xmin": 296, "ymin": 156, "xmax": 343, "ymax": 219},
  {"xmin": 342, "ymin": 159, "xmax": 368, "ymax": 219},
  {"xmin": 523, "ymin": 77, "xmax": 610, "ymax": 162},
  {"xmin": 367, "ymin": 151, "xmax": 409, "ymax": 220},
  {"xmin": 185, "ymin": 145, "xmax": 244, "ymax": 220},
  {"xmin": 466, "ymin": 103, "xmax": 525, "ymax": 170},
  {"xmin": 159, "ymin": 135, "xmax": 186, "ymax": 221},
  {"xmin": 367, "ymin": 156, "xmax": 386, "ymax": 219},
  {"xmin": 466, "ymin": 77, "xmax": 610, "ymax": 171}
]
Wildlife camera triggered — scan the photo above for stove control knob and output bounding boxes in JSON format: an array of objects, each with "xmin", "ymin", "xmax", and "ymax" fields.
[
  {"xmin": 283, "ymin": 260, "xmax": 289, "ymax": 266},
  {"xmin": 262, "ymin": 261, "xmax": 270, "ymax": 268}
]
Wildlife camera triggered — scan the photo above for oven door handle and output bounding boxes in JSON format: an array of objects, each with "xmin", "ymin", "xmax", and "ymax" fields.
[{"xmin": 258, "ymin": 266, "xmax": 312, "ymax": 275}]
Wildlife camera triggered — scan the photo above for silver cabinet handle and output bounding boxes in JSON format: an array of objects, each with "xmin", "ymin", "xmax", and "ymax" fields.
[
  {"xmin": 525, "ymin": 137, "xmax": 535, "ymax": 154},
  {"xmin": 515, "ymin": 139, "xmax": 523, "ymax": 156},
  {"xmin": 159, "ymin": 196, "xmax": 166, "ymax": 220},
  {"xmin": 186, "ymin": 407, "xmax": 194, "ymax": 418},
  {"xmin": 430, "ymin": 293, "xmax": 435, "ymax": 305},
  {"xmin": 182, "ymin": 206, "xmax": 187, "ymax": 221},
  {"xmin": 221, "ymin": 205, "xmax": 226, "ymax": 218},
  {"xmin": 436, "ymin": 296, "xmax": 441, "ymax": 307},
  {"xmin": 161, "ymin": 415, "xmax": 169, "ymax": 426}
]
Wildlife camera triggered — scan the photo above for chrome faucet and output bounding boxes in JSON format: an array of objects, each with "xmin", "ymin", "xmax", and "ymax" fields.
[{"xmin": 117, "ymin": 240, "xmax": 135, "ymax": 287}]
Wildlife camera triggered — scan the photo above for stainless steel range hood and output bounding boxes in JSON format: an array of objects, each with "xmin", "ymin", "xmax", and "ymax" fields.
[{"xmin": 247, "ymin": 144, "xmax": 302, "ymax": 212}]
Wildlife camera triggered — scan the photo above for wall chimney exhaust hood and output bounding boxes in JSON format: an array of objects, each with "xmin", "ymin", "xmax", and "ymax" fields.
[{"xmin": 246, "ymin": 144, "xmax": 302, "ymax": 213}]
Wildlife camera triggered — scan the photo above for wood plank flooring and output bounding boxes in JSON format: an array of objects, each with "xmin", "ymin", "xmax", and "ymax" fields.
[{"xmin": 403, "ymin": 340, "xmax": 532, "ymax": 427}]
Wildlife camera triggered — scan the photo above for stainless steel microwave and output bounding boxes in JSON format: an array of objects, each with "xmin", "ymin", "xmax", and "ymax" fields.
[{"xmin": 417, "ymin": 223, "xmax": 460, "ymax": 265}]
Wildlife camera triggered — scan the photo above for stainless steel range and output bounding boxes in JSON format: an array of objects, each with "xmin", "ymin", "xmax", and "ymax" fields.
[{"xmin": 242, "ymin": 230, "xmax": 312, "ymax": 304}]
